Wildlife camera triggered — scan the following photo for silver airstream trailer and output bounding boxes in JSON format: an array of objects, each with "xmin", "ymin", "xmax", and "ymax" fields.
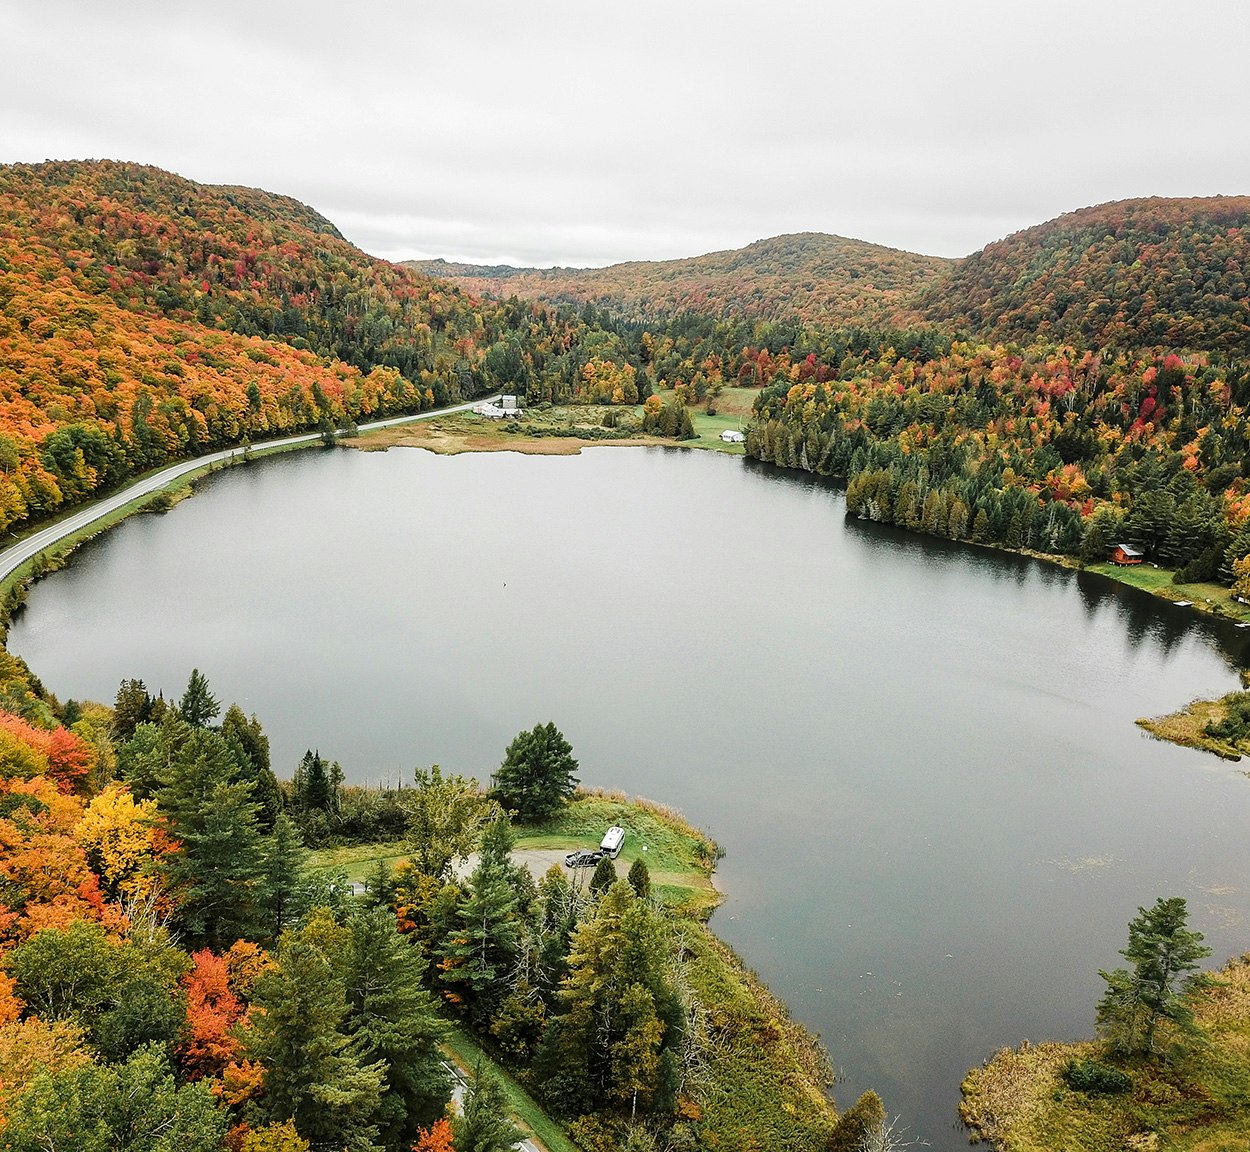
[{"xmin": 599, "ymin": 826, "xmax": 625, "ymax": 859}]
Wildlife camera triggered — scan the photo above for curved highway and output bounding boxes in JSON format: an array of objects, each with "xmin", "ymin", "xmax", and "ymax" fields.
[{"xmin": 0, "ymin": 397, "xmax": 496, "ymax": 584}]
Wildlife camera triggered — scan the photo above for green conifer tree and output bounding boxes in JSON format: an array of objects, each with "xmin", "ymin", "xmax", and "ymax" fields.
[
  {"xmin": 439, "ymin": 855, "xmax": 521, "ymax": 1024},
  {"xmin": 178, "ymin": 668, "xmax": 220, "ymax": 728},
  {"xmin": 155, "ymin": 722, "xmax": 265, "ymax": 949},
  {"xmin": 258, "ymin": 812, "xmax": 309, "ymax": 941},
  {"xmin": 242, "ymin": 934, "xmax": 385, "ymax": 1150},
  {"xmin": 345, "ymin": 907, "xmax": 450, "ymax": 1145},
  {"xmin": 452, "ymin": 1061, "xmax": 522, "ymax": 1152},
  {"xmin": 533, "ymin": 882, "xmax": 682, "ymax": 1118},
  {"xmin": 222, "ymin": 703, "xmax": 281, "ymax": 828},
  {"xmin": 589, "ymin": 855, "xmax": 617, "ymax": 896},
  {"xmin": 491, "ymin": 722, "xmax": 579, "ymax": 824},
  {"xmin": 627, "ymin": 858, "xmax": 651, "ymax": 901},
  {"xmin": 828, "ymin": 1090, "xmax": 886, "ymax": 1152},
  {"xmin": 1096, "ymin": 896, "xmax": 1211, "ymax": 1058}
]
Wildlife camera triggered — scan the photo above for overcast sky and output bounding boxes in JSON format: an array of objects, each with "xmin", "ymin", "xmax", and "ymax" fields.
[{"xmin": 4, "ymin": 1, "xmax": 1248, "ymax": 267}]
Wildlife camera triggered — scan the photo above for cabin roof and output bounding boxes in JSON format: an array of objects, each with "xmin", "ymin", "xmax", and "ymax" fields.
[{"xmin": 1113, "ymin": 543, "xmax": 1143, "ymax": 557}]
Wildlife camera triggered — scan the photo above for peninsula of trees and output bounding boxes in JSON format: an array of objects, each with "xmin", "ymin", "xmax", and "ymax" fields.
[{"xmin": 0, "ymin": 660, "xmax": 847, "ymax": 1151}]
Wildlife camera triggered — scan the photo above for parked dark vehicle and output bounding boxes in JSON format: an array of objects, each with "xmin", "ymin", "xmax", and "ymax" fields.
[{"xmin": 564, "ymin": 849, "xmax": 603, "ymax": 868}]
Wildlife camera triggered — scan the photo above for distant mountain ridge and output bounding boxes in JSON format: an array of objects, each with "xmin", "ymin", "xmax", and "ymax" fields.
[
  {"xmin": 413, "ymin": 198, "xmax": 1250, "ymax": 357},
  {"xmin": 409, "ymin": 232, "xmax": 955, "ymax": 328}
]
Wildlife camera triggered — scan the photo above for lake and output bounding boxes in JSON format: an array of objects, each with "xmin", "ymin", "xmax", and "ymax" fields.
[{"xmin": 10, "ymin": 444, "xmax": 1250, "ymax": 1148}]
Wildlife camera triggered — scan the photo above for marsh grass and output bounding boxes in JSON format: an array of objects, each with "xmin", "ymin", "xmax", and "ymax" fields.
[
  {"xmin": 1138, "ymin": 694, "xmax": 1250, "ymax": 761},
  {"xmin": 675, "ymin": 926, "xmax": 838, "ymax": 1148},
  {"xmin": 959, "ymin": 954, "xmax": 1250, "ymax": 1151}
]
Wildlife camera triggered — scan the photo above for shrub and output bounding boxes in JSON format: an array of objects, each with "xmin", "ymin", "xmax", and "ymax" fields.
[{"xmin": 1062, "ymin": 1058, "xmax": 1131, "ymax": 1094}]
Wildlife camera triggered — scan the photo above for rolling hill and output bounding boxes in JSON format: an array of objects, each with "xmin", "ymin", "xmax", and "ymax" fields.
[
  {"xmin": 409, "ymin": 232, "xmax": 955, "ymax": 328},
  {"xmin": 415, "ymin": 199, "xmax": 1250, "ymax": 361},
  {"xmin": 921, "ymin": 196, "xmax": 1250, "ymax": 353},
  {"xmin": 0, "ymin": 159, "xmax": 594, "ymax": 534}
]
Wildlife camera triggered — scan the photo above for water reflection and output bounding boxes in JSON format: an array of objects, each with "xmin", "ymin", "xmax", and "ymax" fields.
[{"xmin": 842, "ymin": 512, "xmax": 1249, "ymax": 668}]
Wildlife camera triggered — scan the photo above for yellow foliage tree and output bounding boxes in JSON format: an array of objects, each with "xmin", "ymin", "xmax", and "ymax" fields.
[
  {"xmin": 74, "ymin": 783, "xmax": 163, "ymax": 903},
  {"xmin": 240, "ymin": 1118, "xmax": 310, "ymax": 1152},
  {"xmin": 1232, "ymin": 554, "xmax": 1250, "ymax": 600},
  {"xmin": 581, "ymin": 357, "xmax": 638, "ymax": 405},
  {"xmin": 0, "ymin": 1018, "xmax": 91, "ymax": 1127}
]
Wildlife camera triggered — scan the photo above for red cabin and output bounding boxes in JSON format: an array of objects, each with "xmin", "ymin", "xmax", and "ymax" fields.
[{"xmin": 1110, "ymin": 543, "xmax": 1144, "ymax": 565}]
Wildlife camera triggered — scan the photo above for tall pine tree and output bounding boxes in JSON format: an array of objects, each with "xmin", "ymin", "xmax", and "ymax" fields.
[
  {"xmin": 1097, "ymin": 896, "xmax": 1211, "ymax": 1057},
  {"xmin": 345, "ymin": 907, "xmax": 450, "ymax": 1147},
  {"xmin": 491, "ymin": 722, "xmax": 579, "ymax": 824},
  {"xmin": 154, "ymin": 721, "xmax": 265, "ymax": 950},
  {"xmin": 242, "ymin": 931, "xmax": 385, "ymax": 1150}
]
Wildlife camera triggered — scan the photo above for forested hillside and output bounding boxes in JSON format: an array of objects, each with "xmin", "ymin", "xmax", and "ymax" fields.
[
  {"xmin": 0, "ymin": 160, "xmax": 653, "ymax": 535},
  {"xmin": 732, "ymin": 200, "xmax": 1250, "ymax": 584},
  {"xmin": 420, "ymin": 196, "xmax": 1249, "ymax": 591},
  {"xmin": 409, "ymin": 232, "xmax": 953, "ymax": 327},
  {"xmin": 922, "ymin": 197, "xmax": 1250, "ymax": 353},
  {"xmin": 5, "ymin": 164, "xmax": 1247, "ymax": 590}
]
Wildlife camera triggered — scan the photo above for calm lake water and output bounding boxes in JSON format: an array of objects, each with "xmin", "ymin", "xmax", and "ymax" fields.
[{"xmin": 11, "ymin": 445, "xmax": 1250, "ymax": 1148}]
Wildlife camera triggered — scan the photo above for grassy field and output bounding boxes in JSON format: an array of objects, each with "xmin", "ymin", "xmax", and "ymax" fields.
[
  {"xmin": 353, "ymin": 406, "xmax": 659, "ymax": 456},
  {"xmin": 1084, "ymin": 561, "xmax": 1250, "ymax": 623},
  {"xmin": 638, "ymin": 385, "xmax": 756, "ymax": 454},
  {"xmin": 959, "ymin": 953, "xmax": 1250, "ymax": 1152},
  {"xmin": 351, "ymin": 389, "xmax": 761, "ymax": 459},
  {"xmin": 678, "ymin": 926, "xmax": 838, "ymax": 1149},
  {"xmin": 305, "ymin": 839, "xmax": 409, "ymax": 885}
]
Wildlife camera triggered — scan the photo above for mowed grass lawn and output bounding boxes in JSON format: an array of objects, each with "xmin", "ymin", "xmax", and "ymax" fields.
[
  {"xmin": 638, "ymin": 385, "xmax": 757, "ymax": 454},
  {"xmin": 1086, "ymin": 561, "xmax": 1250, "ymax": 621}
]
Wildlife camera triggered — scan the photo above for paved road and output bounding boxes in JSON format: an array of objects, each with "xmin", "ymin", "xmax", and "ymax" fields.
[{"xmin": 0, "ymin": 397, "xmax": 496, "ymax": 584}]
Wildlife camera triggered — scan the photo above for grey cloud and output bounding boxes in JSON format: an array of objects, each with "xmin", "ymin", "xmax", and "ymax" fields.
[{"xmin": 4, "ymin": 0, "xmax": 1248, "ymax": 267}]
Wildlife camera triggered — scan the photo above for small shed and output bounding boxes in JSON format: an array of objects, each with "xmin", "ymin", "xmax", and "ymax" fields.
[
  {"xmin": 1110, "ymin": 543, "xmax": 1144, "ymax": 566},
  {"xmin": 720, "ymin": 429, "xmax": 746, "ymax": 443}
]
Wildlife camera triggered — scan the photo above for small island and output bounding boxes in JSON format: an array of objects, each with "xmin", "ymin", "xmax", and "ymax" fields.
[{"xmin": 1137, "ymin": 681, "xmax": 1250, "ymax": 762}]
